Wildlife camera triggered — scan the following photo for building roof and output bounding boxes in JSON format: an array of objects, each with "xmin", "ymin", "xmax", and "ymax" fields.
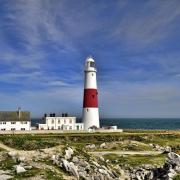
[{"xmin": 0, "ymin": 111, "xmax": 30, "ymax": 122}]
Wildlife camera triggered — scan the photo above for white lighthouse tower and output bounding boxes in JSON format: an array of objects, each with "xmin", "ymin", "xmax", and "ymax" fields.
[{"xmin": 82, "ymin": 57, "xmax": 100, "ymax": 130}]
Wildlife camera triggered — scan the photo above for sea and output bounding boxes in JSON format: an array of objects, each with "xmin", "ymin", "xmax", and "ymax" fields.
[{"xmin": 32, "ymin": 118, "xmax": 180, "ymax": 130}]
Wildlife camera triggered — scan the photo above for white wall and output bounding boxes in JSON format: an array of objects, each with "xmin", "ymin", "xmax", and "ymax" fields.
[
  {"xmin": 0, "ymin": 121, "xmax": 31, "ymax": 131},
  {"xmin": 39, "ymin": 117, "xmax": 76, "ymax": 130}
]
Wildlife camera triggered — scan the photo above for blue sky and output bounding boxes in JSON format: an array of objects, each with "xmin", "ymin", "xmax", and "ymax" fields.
[{"xmin": 0, "ymin": 0, "xmax": 180, "ymax": 118}]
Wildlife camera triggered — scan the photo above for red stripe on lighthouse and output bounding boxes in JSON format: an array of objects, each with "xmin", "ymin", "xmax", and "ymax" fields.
[{"xmin": 83, "ymin": 89, "xmax": 98, "ymax": 108}]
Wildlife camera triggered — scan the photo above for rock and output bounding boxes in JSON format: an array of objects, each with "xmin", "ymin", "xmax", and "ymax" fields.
[
  {"xmin": 79, "ymin": 171, "xmax": 88, "ymax": 180},
  {"xmin": 98, "ymin": 169, "xmax": 108, "ymax": 175},
  {"xmin": 78, "ymin": 160, "xmax": 89, "ymax": 167},
  {"xmin": 100, "ymin": 143, "xmax": 106, "ymax": 149},
  {"xmin": 99, "ymin": 156, "xmax": 105, "ymax": 161},
  {"xmin": 72, "ymin": 156, "xmax": 79, "ymax": 163},
  {"xmin": 24, "ymin": 165, "xmax": 32, "ymax": 170},
  {"xmin": 51, "ymin": 155, "xmax": 59, "ymax": 165},
  {"xmin": 15, "ymin": 165, "xmax": 26, "ymax": 174},
  {"xmin": 85, "ymin": 144, "xmax": 96, "ymax": 149},
  {"xmin": 167, "ymin": 152, "xmax": 180, "ymax": 166},
  {"xmin": 65, "ymin": 147, "xmax": 74, "ymax": 160},
  {"xmin": 18, "ymin": 156, "xmax": 26, "ymax": 162},
  {"xmin": 61, "ymin": 159, "xmax": 79, "ymax": 178},
  {"xmin": 164, "ymin": 146, "xmax": 172, "ymax": 153},
  {"xmin": 8, "ymin": 151, "xmax": 17, "ymax": 158},
  {"xmin": 149, "ymin": 143, "xmax": 154, "ymax": 147},
  {"xmin": 0, "ymin": 174, "xmax": 13, "ymax": 180}
]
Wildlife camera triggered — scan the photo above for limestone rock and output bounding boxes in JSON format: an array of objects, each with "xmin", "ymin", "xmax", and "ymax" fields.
[
  {"xmin": 167, "ymin": 152, "xmax": 180, "ymax": 166},
  {"xmin": 0, "ymin": 174, "xmax": 13, "ymax": 180},
  {"xmin": 8, "ymin": 151, "xmax": 17, "ymax": 158},
  {"xmin": 61, "ymin": 159, "xmax": 79, "ymax": 178},
  {"xmin": 18, "ymin": 156, "xmax": 26, "ymax": 162},
  {"xmin": 100, "ymin": 143, "xmax": 106, "ymax": 149},
  {"xmin": 15, "ymin": 165, "xmax": 26, "ymax": 174},
  {"xmin": 65, "ymin": 147, "xmax": 74, "ymax": 160},
  {"xmin": 85, "ymin": 144, "xmax": 96, "ymax": 149}
]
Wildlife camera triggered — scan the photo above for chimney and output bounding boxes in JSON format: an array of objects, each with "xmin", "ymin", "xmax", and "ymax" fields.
[{"xmin": 18, "ymin": 107, "xmax": 21, "ymax": 119}]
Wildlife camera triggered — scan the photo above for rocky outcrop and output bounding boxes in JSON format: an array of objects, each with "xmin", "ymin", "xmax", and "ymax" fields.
[
  {"xmin": 126, "ymin": 152, "xmax": 180, "ymax": 180},
  {"xmin": 51, "ymin": 147, "xmax": 119, "ymax": 180},
  {"xmin": 0, "ymin": 170, "xmax": 13, "ymax": 180}
]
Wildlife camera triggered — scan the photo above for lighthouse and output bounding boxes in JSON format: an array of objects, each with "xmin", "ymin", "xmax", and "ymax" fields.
[{"xmin": 82, "ymin": 57, "xmax": 100, "ymax": 130}]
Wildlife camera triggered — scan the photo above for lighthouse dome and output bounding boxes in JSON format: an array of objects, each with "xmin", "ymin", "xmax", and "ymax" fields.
[{"xmin": 86, "ymin": 56, "xmax": 95, "ymax": 62}]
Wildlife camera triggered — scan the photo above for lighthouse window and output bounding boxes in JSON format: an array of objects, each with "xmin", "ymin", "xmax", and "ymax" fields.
[
  {"xmin": 87, "ymin": 109, "xmax": 89, "ymax": 112},
  {"xmin": 92, "ymin": 95, "xmax": 95, "ymax": 98},
  {"xmin": 92, "ymin": 73, "xmax": 94, "ymax": 76},
  {"xmin": 90, "ymin": 62, "xmax": 95, "ymax": 68}
]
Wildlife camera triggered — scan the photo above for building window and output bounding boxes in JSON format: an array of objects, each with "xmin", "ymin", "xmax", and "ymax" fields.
[
  {"xmin": 11, "ymin": 122, "xmax": 16, "ymax": 124},
  {"xmin": 69, "ymin": 119, "xmax": 72, "ymax": 124},
  {"xmin": 11, "ymin": 128, "xmax": 15, "ymax": 131},
  {"xmin": 64, "ymin": 119, "xmax": 66, "ymax": 124},
  {"xmin": 69, "ymin": 126, "xmax": 72, "ymax": 130},
  {"xmin": 3, "ymin": 122, "xmax": 6, "ymax": 124},
  {"xmin": 58, "ymin": 119, "xmax": 60, "ymax": 124},
  {"xmin": 21, "ymin": 128, "xmax": 25, "ymax": 131},
  {"xmin": 58, "ymin": 126, "xmax": 61, "ymax": 129},
  {"xmin": 1, "ymin": 128, "xmax": 6, "ymax": 131},
  {"xmin": 51, "ymin": 127, "xmax": 54, "ymax": 130},
  {"xmin": 90, "ymin": 62, "xmax": 95, "ymax": 68},
  {"xmin": 52, "ymin": 119, "xmax": 54, "ymax": 124}
]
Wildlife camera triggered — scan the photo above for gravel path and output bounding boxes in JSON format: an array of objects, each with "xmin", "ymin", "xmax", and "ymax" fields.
[{"xmin": 90, "ymin": 150, "xmax": 163, "ymax": 156}]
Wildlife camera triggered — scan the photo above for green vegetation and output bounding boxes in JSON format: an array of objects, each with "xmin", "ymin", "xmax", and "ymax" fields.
[
  {"xmin": 0, "ymin": 154, "xmax": 17, "ymax": 170},
  {"xmin": 0, "ymin": 131, "xmax": 179, "ymax": 153},
  {"xmin": 103, "ymin": 153, "xmax": 166, "ymax": 167},
  {"xmin": 173, "ymin": 174, "xmax": 180, "ymax": 180},
  {"xmin": 43, "ymin": 169, "xmax": 64, "ymax": 180},
  {"xmin": 0, "ymin": 135, "xmax": 59, "ymax": 150},
  {"xmin": 12, "ymin": 168, "xmax": 40, "ymax": 179}
]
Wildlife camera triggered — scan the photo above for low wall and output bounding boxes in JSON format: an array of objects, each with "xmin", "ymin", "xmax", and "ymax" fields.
[{"xmin": 0, "ymin": 129, "xmax": 123, "ymax": 135}]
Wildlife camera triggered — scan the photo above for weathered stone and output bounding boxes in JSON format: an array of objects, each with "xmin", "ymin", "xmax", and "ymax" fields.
[
  {"xmin": 61, "ymin": 159, "xmax": 79, "ymax": 178},
  {"xmin": 18, "ymin": 156, "xmax": 26, "ymax": 162},
  {"xmin": 100, "ymin": 143, "xmax": 106, "ymax": 149},
  {"xmin": 164, "ymin": 146, "xmax": 172, "ymax": 153},
  {"xmin": 98, "ymin": 169, "xmax": 108, "ymax": 175},
  {"xmin": 99, "ymin": 156, "xmax": 105, "ymax": 161},
  {"xmin": 15, "ymin": 165, "xmax": 26, "ymax": 174},
  {"xmin": 72, "ymin": 156, "xmax": 79, "ymax": 163},
  {"xmin": 65, "ymin": 147, "xmax": 74, "ymax": 160},
  {"xmin": 51, "ymin": 155, "xmax": 59, "ymax": 165},
  {"xmin": 24, "ymin": 165, "xmax": 32, "ymax": 170},
  {"xmin": 167, "ymin": 152, "xmax": 180, "ymax": 166},
  {"xmin": 85, "ymin": 144, "xmax": 96, "ymax": 149},
  {"xmin": 8, "ymin": 151, "xmax": 17, "ymax": 158},
  {"xmin": 0, "ymin": 174, "xmax": 13, "ymax": 180}
]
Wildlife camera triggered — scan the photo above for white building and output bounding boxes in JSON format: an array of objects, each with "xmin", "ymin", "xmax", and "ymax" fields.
[
  {"xmin": 38, "ymin": 113, "xmax": 84, "ymax": 131},
  {"xmin": 0, "ymin": 108, "xmax": 31, "ymax": 131}
]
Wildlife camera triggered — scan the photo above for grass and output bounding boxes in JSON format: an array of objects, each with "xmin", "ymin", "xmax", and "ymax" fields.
[
  {"xmin": 173, "ymin": 174, "xmax": 180, "ymax": 180},
  {"xmin": 12, "ymin": 167, "xmax": 40, "ymax": 179},
  {"xmin": 103, "ymin": 153, "xmax": 166, "ymax": 167},
  {"xmin": 0, "ymin": 154, "xmax": 17, "ymax": 170},
  {"xmin": 0, "ymin": 135, "xmax": 59, "ymax": 150},
  {"xmin": 0, "ymin": 131, "xmax": 179, "ymax": 152}
]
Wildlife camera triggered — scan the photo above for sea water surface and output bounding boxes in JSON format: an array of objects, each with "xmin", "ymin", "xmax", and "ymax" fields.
[{"xmin": 32, "ymin": 118, "xmax": 180, "ymax": 130}]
